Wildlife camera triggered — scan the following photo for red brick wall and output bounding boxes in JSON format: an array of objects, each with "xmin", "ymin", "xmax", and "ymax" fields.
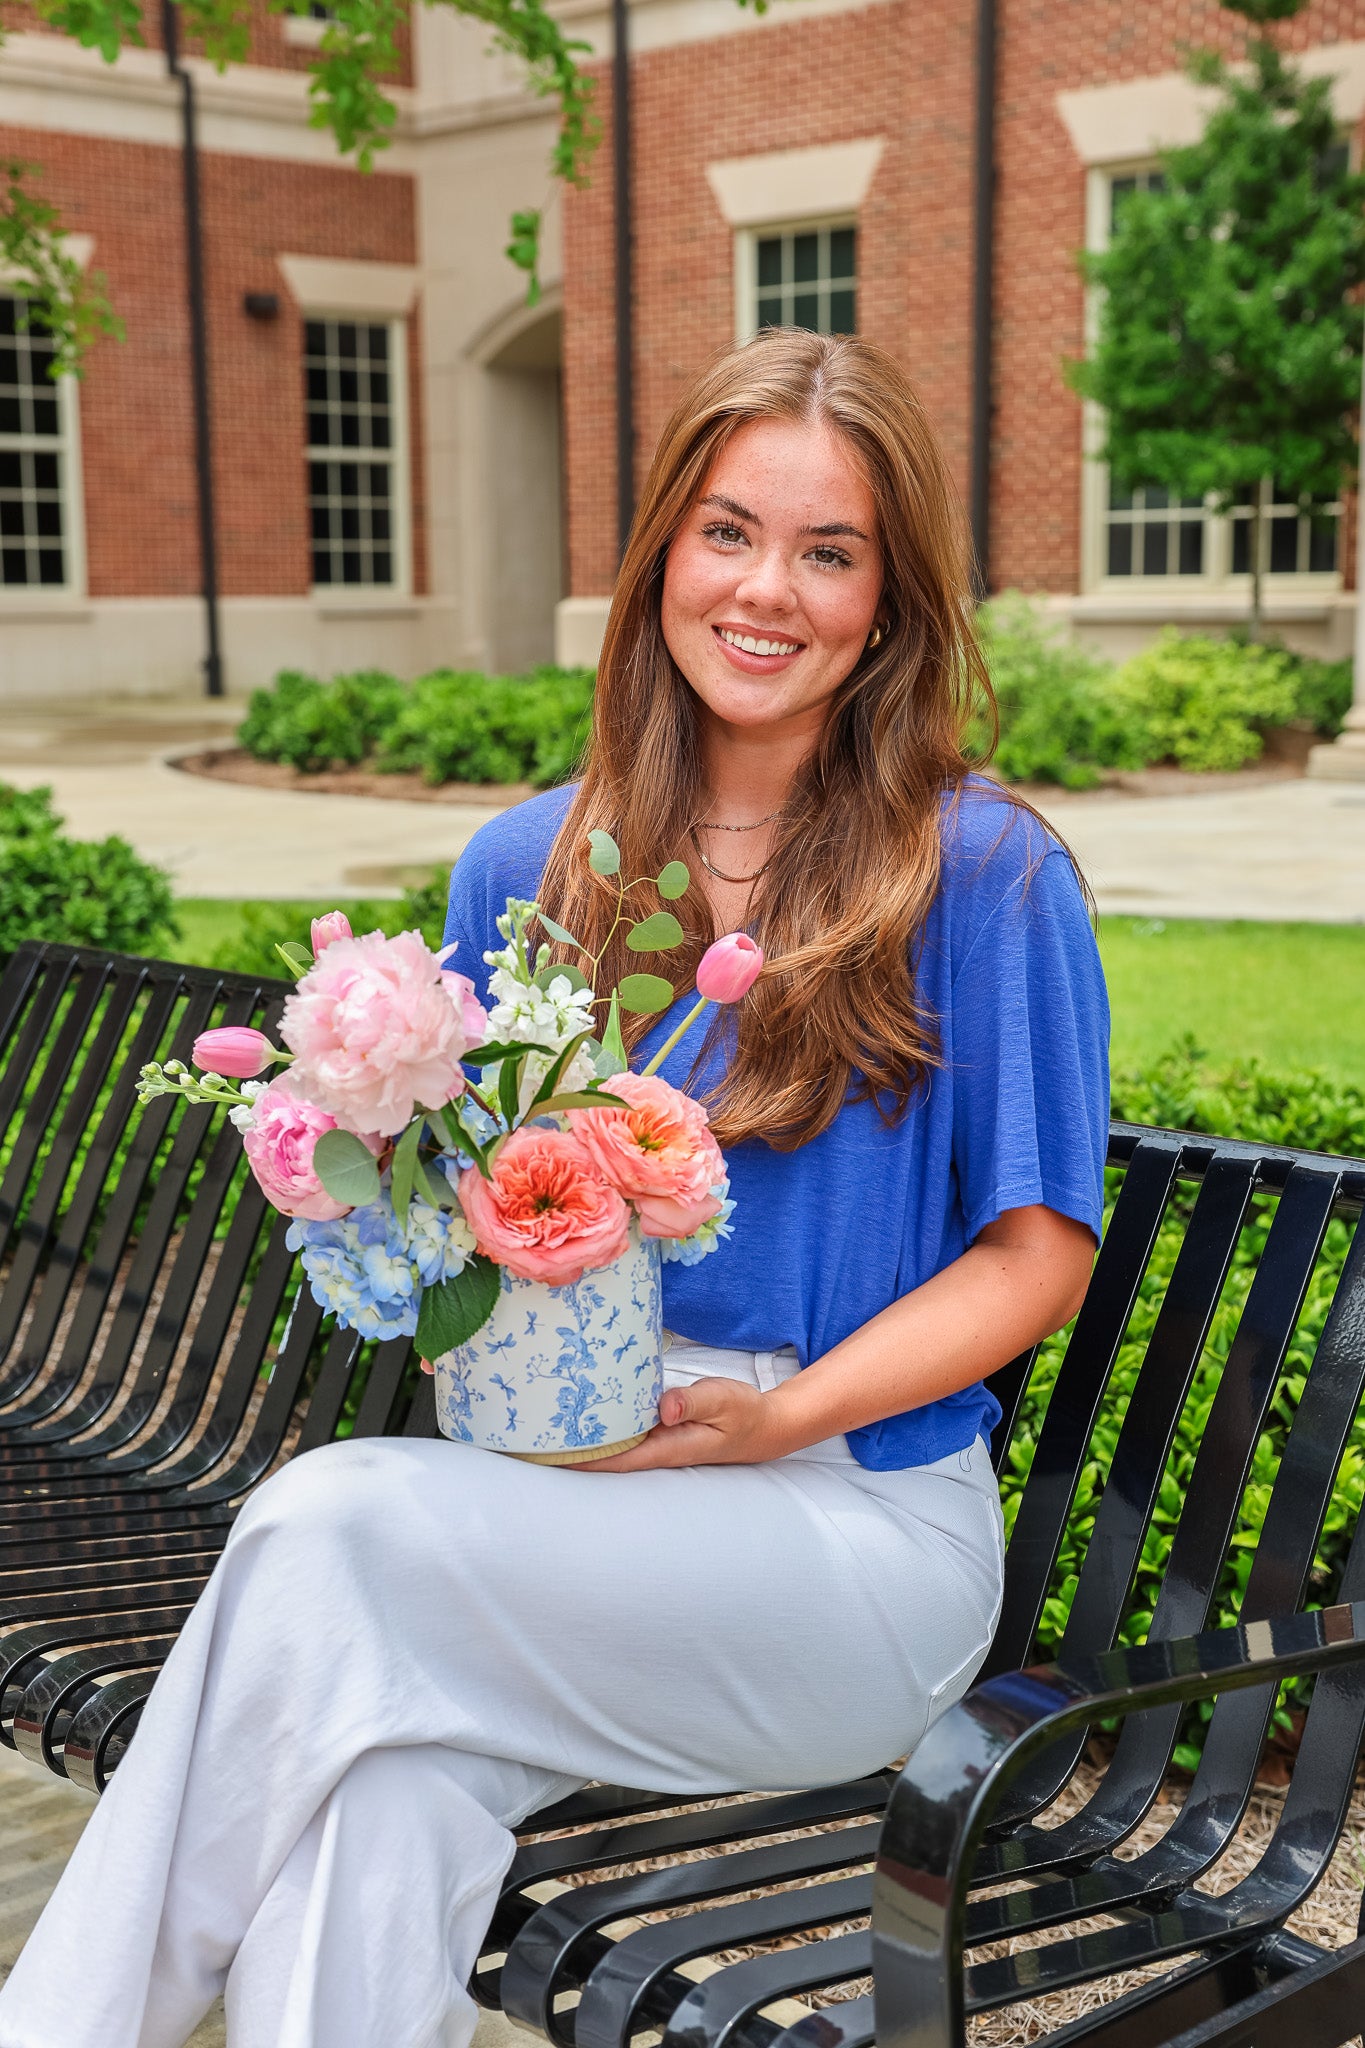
[
  {"xmin": 3, "ymin": 127, "xmax": 420, "ymax": 598},
  {"xmin": 562, "ymin": 0, "xmax": 979, "ymax": 597},
  {"xmin": 0, "ymin": 2, "xmax": 413, "ymax": 85},
  {"xmin": 564, "ymin": 0, "xmax": 1365, "ymax": 599}
]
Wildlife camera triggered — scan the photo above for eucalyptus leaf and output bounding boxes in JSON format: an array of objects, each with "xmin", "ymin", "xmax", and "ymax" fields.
[
  {"xmin": 389, "ymin": 1118, "xmax": 422, "ymax": 1226},
  {"xmin": 656, "ymin": 861, "xmax": 690, "ymax": 900},
  {"xmin": 536, "ymin": 911, "xmax": 583, "ymax": 948},
  {"xmin": 274, "ymin": 941, "xmax": 313, "ymax": 982},
  {"xmin": 588, "ymin": 829, "xmax": 621, "ymax": 876},
  {"xmin": 601, "ymin": 989, "xmax": 627, "ymax": 1072},
  {"xmin": 626, "ymin": 911, "xmax": 684, "ymax": 953},
  {"xmin": 617, "ymin": 972, "xmax": 674, "ymax": 1016},
  {"xmin": 311, "ymin": 1128, "xmax": 382, "ymax": 1208},
  {"xmin": 533, "ymin": 962, "xmax": 592, "ymax": 996},
  {"xmin": 587, "ymin": 1036, "xmax": 626, "ymax": 1080},
  {"xmin": 415, "ymin": 1255, "xmax": 502, "ymax": 1358}
]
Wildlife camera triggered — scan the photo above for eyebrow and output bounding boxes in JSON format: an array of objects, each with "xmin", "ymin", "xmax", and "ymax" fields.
[{"xmin": 697, "ymin": 494, "xmax": 871, "ymax": 544}]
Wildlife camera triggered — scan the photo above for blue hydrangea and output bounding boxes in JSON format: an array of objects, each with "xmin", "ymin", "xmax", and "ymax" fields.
[
  {"xmin": 658, "ymin": 1180, "xmax": 736, "ymax": 1266},
  {"xmin": 287, "ymin": 1186, "xmax": 475, "ymax": 1342}
]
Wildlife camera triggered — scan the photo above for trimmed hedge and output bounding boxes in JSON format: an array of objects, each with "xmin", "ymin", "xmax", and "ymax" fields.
[
  {"xmin": 0, "ymin": 783, "xmax": 176, "ymax": 961},
  {"xmin": 237, "ymin": 665, "xmax": 594, "ymax": 789}
]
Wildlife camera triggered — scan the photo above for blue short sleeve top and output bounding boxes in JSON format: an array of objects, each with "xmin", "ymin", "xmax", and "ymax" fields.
[{"xmin": 442, "ymin": 776, "xmax": 1110, "ymax": 1470}]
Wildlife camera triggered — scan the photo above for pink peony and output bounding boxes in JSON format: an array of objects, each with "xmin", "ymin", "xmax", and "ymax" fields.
[
  {"xmin": 310, "ymin": 910, "xmax": 353, "ymax": 956},
  {"xmin": 442, "ymin": 969, "xmax": 490, "ymax": 1047},
  {"xmin": 280, "ymin": 929, "xmax": 471, "ymax": 1137},
  {"xmin": 568, "ymin": 1071, "xmax": 725, "ymax": 1240},
  {"xmin": 191, "ymin": 1026, "xmax": 277, "ymax": 1079},
  {"xmin": 242, "ymin": 1080, "xmax": 379, "ymax": 1222},
  {"xmin": 696, "ymin": 932, "xmax": 764, "ymax": 1003},
  {"xmin": 459, "ymin": 1127, "xmax": 630, "ymax": 1286}
]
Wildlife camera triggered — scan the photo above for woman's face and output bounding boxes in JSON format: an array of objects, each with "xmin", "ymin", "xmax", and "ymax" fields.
[{"xmin": 661, "ymin": 416, "xmax": 884, "ymax": 747}]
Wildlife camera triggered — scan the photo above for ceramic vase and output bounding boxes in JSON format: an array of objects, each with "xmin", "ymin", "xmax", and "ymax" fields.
[{"xmin": 431, "ymin": 1226, "xmax": 663, "ymax": 1463}]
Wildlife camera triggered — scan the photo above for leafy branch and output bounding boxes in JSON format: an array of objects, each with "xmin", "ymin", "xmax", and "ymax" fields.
[{"xmin": 0, "ymin": 160, "xmax": 122, "ymax": 377}]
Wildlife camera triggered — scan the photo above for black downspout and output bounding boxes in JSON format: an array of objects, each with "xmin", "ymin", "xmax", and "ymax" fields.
[
  {"xmin": 163, "ymin": 0, "xmax": 225, "ymax": 697},
  {"xmin": 612, "ymin": 0, "xmax": 634, "ymax": 560},
  {"xmin": 969, "ymin": 0, "xmax": 996, "ymax": 596}
]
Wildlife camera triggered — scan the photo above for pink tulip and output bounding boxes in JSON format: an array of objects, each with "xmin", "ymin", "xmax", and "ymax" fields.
[
  {"xmin": 311, "ymin": 910, "xmax": 353, "ymax": 956},
  {"xmin": 695, "ymin": 932, "xmax": 764, "ymax": 1004},
  {"xmin": 191, "ymin": 1026, "xmax": 277, "ymax": 1079}
]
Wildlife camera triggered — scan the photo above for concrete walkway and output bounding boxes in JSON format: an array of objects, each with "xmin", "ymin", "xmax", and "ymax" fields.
[{"xmin": 2, "ymin": 698, "xmax": 1363, "ymax": 920}]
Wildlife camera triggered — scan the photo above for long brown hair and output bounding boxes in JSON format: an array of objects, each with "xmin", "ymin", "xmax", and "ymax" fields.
[{"xmin": 539, "ymin": 327, "xmax": 1003, "ymax": 1151}]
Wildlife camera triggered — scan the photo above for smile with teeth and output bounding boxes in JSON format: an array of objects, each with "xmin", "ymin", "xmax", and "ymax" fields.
[{"xmin": 717, "ymin": 627, "xmax": 803, "ymax": 657}]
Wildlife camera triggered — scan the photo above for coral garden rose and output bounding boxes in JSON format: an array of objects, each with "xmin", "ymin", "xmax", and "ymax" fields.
[
  {"xmin": 280, "ymin": 929, "xmax": 472, "ymax": 1136},
  {"xmin": 243, "ymin": 1080, "xmax": 379, "ymax": 1222},
  {"xmin": 568, "ymin": 1071, "xmax": 725, "ymax": 1240},
  {"xmin": 459, "ymin": 1126, "xmax": 630, "ymax": 1286}
]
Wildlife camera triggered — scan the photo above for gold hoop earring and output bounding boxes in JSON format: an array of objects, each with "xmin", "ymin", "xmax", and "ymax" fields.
[{"xmin": 866, "ymin": 621, "xmax": 885, "ymax": 651}]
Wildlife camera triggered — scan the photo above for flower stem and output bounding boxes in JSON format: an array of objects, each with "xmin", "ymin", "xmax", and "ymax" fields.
[{"xmin": 639, "ymin": 995, "xmax": 709, "ymax": 1078}]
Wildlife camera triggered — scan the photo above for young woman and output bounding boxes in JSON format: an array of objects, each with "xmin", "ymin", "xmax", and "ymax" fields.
[{"xmin": 0, "ymin": 329, "xmax": 1108, "ymax": 2048}]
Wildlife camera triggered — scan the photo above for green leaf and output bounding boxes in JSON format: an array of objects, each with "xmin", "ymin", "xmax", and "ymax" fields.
[
  {"xmin": 534, "ymin": 1089, "xmax": 628, "ymax": 1117},
  {"xmin": 389, "ymin": 1117, "xmax": 422, "ymax": 1226},
  {"xmin": 311, "ymin": 1128, "xmax": 382, "ymax": 1208},
  {"xmin": 536, "ymin": 910, "xmax": 583, "ymax": 948},
  {"xmin": 626, "ymin": 911, "xmax": 684, "ymax": 953},
  {"xmin": 527, "ymin": 1030, "xmax": 593, "ymax": 1112},
  {"xmin": 498, "ymin": 1053, "xmax": 523, "ymax": 1129},
  {"xmin": 600, "ymin": 989, "xmax": 627, "ymax": 1073},
  {"xmin": 617, "ymin": 972, "xmax": 674, "ymax": 1015},
  {"xmin": 656, "ymin": 860, "xmax": 690, "ymax": 900},
  {"xmin": 587, "ymin": 1036, "xmax": 625, "ymax": 1080},
  {"xmin": 533, "ymin": 962, "xmax": 592, "ymax": 996},
  {"xmin": 588, "ymin": 829, "xmax": 621, "ymax": 876},
  {"xmin": 274, "ymin": 940, "xmax": 313, "ymax": 981},
  {"xmin": 416, "ymin": 1255, "xmax": 502, "ymax": 1358},
  {"xmin": 463, "ymin": 1040, "xmax": 545, "ymax": 1067},
  {"xmin": 415, "ymin": 1157, "xmax": 453, "ymax": 1209}
]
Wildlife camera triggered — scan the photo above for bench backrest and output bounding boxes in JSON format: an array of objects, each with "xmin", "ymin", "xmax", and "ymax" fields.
[{"xmin": 3, "ymin": 941, "xmax": 1363, "ymax": 1724}]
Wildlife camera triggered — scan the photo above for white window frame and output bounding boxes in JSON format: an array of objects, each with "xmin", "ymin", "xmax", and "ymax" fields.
[
  {"xmin": 0, "ymin": 291, "xmax": 86, "ymax": 605},
  {"xmin": 733, "ymin": 217, "xmax": 858, "ymax": 346},
  {"xmin": 303, "ymin": 310, "xmax": 412, "ymax": 600},
  {"xmin": 1081, "ymin": 161, "xmax": 1343, "ymax": 602}
]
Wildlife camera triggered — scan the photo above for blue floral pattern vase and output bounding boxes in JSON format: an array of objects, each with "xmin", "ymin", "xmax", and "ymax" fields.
[{"xmin": 431, "ymin": 1227, "xmax": 664, "ymax": 1462}]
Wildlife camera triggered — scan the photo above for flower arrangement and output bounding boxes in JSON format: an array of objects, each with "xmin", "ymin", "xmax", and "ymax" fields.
[{"xmin": 137, "ymin": 837, "xmax": 762, "ymax": 1391}]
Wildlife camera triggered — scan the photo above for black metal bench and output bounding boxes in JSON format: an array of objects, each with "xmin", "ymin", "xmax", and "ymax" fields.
[{"xmin": 3, "ymin": 937, "xmax": 1365, "ymax": 2048}]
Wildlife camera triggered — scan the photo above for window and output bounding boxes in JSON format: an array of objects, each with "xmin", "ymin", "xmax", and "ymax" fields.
[
  {"xmin": 304, "ymin": 316, "xmax": 408, "ymax": 591},
  {"xmin": 746, "ymin": 223, "xmax": 856, "ymax": 339},
  {"xmin": 1084, "ymin": 168, "xmax": 1341, "ymax": 593},
  {"xmin": 0, "ymin": 296, "xmax": 76, "ymax": 590}
]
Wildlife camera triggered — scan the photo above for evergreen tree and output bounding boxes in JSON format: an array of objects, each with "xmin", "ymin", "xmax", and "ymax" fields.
[{"xmin": 1070, "ymin": 0, "xmax": 1365, "ymax": 635}]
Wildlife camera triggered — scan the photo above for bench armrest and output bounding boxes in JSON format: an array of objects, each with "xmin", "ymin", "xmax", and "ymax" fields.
[{"xmin": 870, "ymin": 1599, "xmax": 1365, "ymax": 2048}]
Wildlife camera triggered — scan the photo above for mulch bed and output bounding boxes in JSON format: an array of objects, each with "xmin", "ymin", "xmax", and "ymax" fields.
[{"xmin": 170, "ymin": 748, "xmax": 533, "ymax": 809}]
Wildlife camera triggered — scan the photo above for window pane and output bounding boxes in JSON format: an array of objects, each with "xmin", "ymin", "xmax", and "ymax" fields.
[
  {"xmin": 1232, "ymin": 519, "xmax": 1250, "ymax": 575},
  {"xmin": 1309, "ymin": 515, "xmax": 1339, "ymax": 572},
  {"xmin": 1142, "ymin": 522, "xmax": 1168, "ymax": 575},
  {"xmin": 756, "ymin": 293, "xmax": 784, "ymax": 330},
  {"xmin": 750, "ymin": 224, "xmax": 856, "ymax": 336},
  {"xmin": 756, "ymin": 238, "xmax": 783, "ymax": 289},
  {"xmin": 1107, "ymin": 524, "xmax": 1133, "ymax": 576},
  {"xmin": 828, "ymin": 289, "xmax": 855, "ymax": 335},
  {"xmin": 828, "ymin": 226, "xmax": 855, "ymax": 280},
  {"xmin": 792, "ymin": 292, "xmax": 820, "ymax": 331},
  {"xmin": 793, "ymin": 233, "xmax": 819, "ymax": 284},
  {"xmin": 1143, "ymin": 484, "xmax": 1169, "ymax": 510},
  {"xmin": 1178, "ymin": 520, "xmax": 1204, "ymax": 575},
  {"xmin": 1108, "ymin": 479, "xmax": 1135, "ymax": 511},
  {"xmin": 1268, "ymin": 514, "xmax": 1299, "ymax": 575},
  {"xmin": 0, "ymin": 297, "xmax": 68, "ymax": 590}
]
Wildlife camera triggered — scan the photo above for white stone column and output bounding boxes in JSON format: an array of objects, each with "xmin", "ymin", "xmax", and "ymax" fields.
[{"xmin": 1308, "ymin": 326, "xmax": 1365, "ymax": 779}]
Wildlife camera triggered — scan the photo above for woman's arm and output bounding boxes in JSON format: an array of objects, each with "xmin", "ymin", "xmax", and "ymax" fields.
[{"xmin": 587, "ymin": 1203, "xmax": 1094, "ymax": 1471}]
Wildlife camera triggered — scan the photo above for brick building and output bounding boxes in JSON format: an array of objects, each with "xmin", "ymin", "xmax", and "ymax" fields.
[{"xmin": 2, "ymin": 0, "xmax": 1363, "ymax": 702}]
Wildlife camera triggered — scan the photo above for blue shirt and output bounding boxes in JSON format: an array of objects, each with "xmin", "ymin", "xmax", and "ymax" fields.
[{"xmin": 442, "ymin": 778, "xmax": 1110, "ymax": 1470}]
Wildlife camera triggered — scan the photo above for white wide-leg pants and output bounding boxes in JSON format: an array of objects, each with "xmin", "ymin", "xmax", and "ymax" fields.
[{"xmin": 0, "ymin": 1343, "xmax": 1003, "ymax": 2048}]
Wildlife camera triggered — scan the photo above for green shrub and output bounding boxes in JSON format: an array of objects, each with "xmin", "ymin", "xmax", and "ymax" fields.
[
  {"xmin": 376, "ymin": 666, "xmax": 594, "ymax": 788},
  {"xmin": 1284, "ymin": 652, "xmax": 1354, "ymax": 738},
  {"xmin": 238, "ymin": 668, "xmax": 408, "ymax": 772},
  {"xmin": 1107, "ymin": 631, "xmax": 1300, "ymax": 772},
  {"xmin": 204, "ymin": 874, "xmax": 447, "ymax": 980},
  {"xmin": 0, "ymin": 781, "xmax": 176, "ymax": 959},
  {"xmin": 973, "ymin": 594, "xmax": 1142, "ymax": 788},
  {"xmin": 999, "ymin": 1040, "xmax": 1363, "ymax": 1764}
]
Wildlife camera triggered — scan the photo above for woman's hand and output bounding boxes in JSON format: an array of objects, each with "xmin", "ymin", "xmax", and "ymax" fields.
[{"xmin": 584, "ymin": 1378, "xmax": 787, "ymax": 1471}]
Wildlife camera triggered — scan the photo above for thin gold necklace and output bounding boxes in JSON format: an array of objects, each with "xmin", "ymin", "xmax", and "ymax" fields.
[
  {"xmin": 690, "ymin": 828, "xmax": 771, "ymax": 887},
  {"xmin": 696, "ymin": 807, "xmax": 782, "ymax": 833}
]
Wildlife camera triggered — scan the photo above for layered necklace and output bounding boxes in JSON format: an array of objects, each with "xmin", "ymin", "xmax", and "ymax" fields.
[{"xmin": 691, "ymin": 807, "xmax": 781, "ymax": 886}]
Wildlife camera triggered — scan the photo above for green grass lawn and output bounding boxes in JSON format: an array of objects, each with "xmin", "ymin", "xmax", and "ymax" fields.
[
  {"xmin": 1100, "ymin": 916, "xmax": 1364, "ymax": 1082},
  {"xmin": 169, "ymin": 900, "xmax": 1363, "ymax": 1085}
]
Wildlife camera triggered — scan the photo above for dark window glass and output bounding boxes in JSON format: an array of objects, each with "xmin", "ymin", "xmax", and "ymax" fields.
[
  {"xmin": 38, "ymin": 548, "xmax": 63, "ymax": 583},
  {"xmin": 1142, "ymin": 522, "xmax": 1168, "ymax": 575},
  {"xmin": 829, "ymin": 225, "xmax": 855, "ymax": 279},
  {"xmin": 1178, "ymin": 521, "xmax": 1204, "ymax": 575},
  {"xmin": 793, "ymin": 233, "xmax": 819, "ymax": 284},
  {"xmin": 33, "ymin": 452, "xmax": 58, "ymax": 491},
  {"xmin": 1232, "ymin": 520, "xmax": 1250, "ymax": 574},
  {"xmin": 1310, "ymin": 515, "xmax": 1338, "ymax": 572},
  {"xmin": 1269, "ymin": 514, "xmax": 1299, "ymax": 575},
  {"xmin": 304, "ymin": 316, "xmax": 399, "ymax": 587},
  {"xmin": 751, "ymin": 225, "xmax": 857, "ymax": 335},
  {"xmin": 1107, "ymin": 524, "xmax": 1133, "ymax": 575},
  {"xmin": 757, "ymin": 238, "xmax": 782, "ymax": 289},
  {"xmin": 828, "ymin": 289, "xmax": 856, "ymax": 334},
  {"xmin": 756, "ymin": 294, "xmax": 783, "ymax": 330},
  {"xmin": 792, "ymin": 292, "xmax": 819, "ymax": 330},
  {"xmin": 0, "ymin": 295, "xmax": 67, "ymax": 587}
]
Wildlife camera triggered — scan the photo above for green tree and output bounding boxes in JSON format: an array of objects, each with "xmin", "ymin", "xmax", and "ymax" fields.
[{"xmin": 1070, "ymin": 0, "xmax": 1365, "ymax": 636}]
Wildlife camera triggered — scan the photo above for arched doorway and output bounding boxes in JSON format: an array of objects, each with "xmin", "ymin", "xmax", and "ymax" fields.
[{"xmin": 481, "ymin": 302, "xmax": 564, "ymax": 673}]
